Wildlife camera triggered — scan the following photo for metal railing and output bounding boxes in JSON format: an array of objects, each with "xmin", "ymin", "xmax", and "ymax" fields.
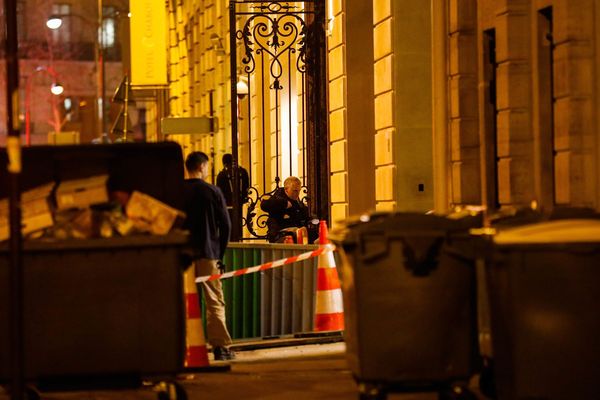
[{"xmin": 229, "ymin": 1, "xmax": 329, "ymax": 240}]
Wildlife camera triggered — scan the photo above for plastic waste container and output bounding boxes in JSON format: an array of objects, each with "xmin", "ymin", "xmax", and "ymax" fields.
[
  {"xmin": 486, "ymin": 219, "xmax": 600, "ymax": 400},
  {"xmin": 0, "ymin": 143, "xmax": 189, "ymax": 399},
  {"xmin": 330, "ymin": 212, "xmax": 482, "ymax": 400},
  {"xmin": 0, "ymin": 234, "xmax": 187, "ymax": 380}
]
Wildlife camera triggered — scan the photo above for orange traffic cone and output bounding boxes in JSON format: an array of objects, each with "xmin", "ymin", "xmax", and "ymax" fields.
[
  {"xmin": 314, "ymin": 220, "xmax": 344, "ymax": 332},
  {"xmin": 318, "ymin": 220, "xmax": 329, "ymax": 244},
  {"xmin": 183, "ymin": 267, "xmax": 209, "ymax": 369}
]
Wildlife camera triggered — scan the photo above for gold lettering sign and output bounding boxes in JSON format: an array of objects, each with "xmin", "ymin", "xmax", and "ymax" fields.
[{"xmin": 130, "ymin": 0, "xmax": 168, "ymax": 85}]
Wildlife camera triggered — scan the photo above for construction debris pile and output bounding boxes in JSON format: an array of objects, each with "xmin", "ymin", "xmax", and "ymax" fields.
[{"xmin": 0, "ymin": 174, "xmax": 186, "ymax": 242}]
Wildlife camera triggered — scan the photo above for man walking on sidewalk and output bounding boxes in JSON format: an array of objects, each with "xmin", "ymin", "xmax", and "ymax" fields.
[{"xmin": 183, "ymin": 151, "xmax": 235, "ymax": 361}]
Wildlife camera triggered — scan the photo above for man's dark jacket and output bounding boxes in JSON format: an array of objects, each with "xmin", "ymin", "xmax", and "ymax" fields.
[
  {"xmin": 183, "ymin": 178, "xmax": 231, "ymax": 260},
  {"xmin": 216, "ymin": 166, "xmax": 250, "ymax": 207},
  {"xmin": 260, "ymin": 187, "xmax": 309, "ymax": 242}
]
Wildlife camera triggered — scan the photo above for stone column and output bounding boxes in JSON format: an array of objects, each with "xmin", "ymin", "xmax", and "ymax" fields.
[
  {"xmin": 432, "ymin": 0, "xmax": 449, "ymax": 212},
  {"xmin": 328, "ymin": 0, "xmax": 376, "ymax": 223},
  {"xmin": 553, "ymin": 0, "xmax": 596, "ymax": 206},
  {"xmin": 390, "ymin": 0, "xmax": 434, "ymax": 211},
  {"xmin": 449, "ymin": 0, "xmax": 480, "ymax": 207},
  {"xmin": 346, "ymin": 1, "xmax": 376, "ymax": 215},
  {"xmin": 494, "ymin": 0, "xmax": 534, "ymax": 206}
]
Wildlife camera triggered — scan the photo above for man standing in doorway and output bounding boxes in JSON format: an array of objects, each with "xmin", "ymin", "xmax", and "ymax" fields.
[
  {"xmin": 183, "ymin": 151, "xmax": 235, "ymax": 361},
  {"xmin": 216, "ymin": 153, "xmax": 250, "ymax": 208}
]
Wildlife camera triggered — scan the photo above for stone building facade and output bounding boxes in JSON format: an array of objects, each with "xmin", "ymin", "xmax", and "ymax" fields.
[
  {"xmin": 444, "ymin": 0, "xmax": 600, "ymax": 212},
  {"xmin": 327, "ymin": 0, "xmax": 435, "ymax": 224},
  {"xmin": 163, "ymin": 0, "xmax": 232, "ymax": 179},
  {"xmin": 163, "ymin": 0, "xmax": 320, "ymax": 210},
  {"xmin": 327, "ymin": 0, "xmax": 600, "ymax": 221},
  {"xmin": 163, "ymin": 0, "xmax": 600, "ymax": 228}
]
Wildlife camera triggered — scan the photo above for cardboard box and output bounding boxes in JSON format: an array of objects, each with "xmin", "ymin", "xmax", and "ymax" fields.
[
  {"xmin": 126, "ymin": 191, "xmax": 185, "ymax": 235},
  {"xmin": 0, "ymin": 183, "xmax": 54, "ymax": 241},
  {"xmin": 55, "ymin": 175, "xmax": 109, "ymax": 210}
]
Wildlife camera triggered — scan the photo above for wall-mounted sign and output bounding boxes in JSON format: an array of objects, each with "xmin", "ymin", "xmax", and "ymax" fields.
[
  {"xmin": 161, "ymin": 117, "xmax": 215, "ymax": 135},
  {"xmin": 130, "ymin": 0, "xmax": 168, "ymax": 86}
]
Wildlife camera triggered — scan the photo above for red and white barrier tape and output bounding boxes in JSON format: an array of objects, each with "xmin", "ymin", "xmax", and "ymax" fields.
[{"xmin": 195, "ymin": 244, "xmax": 335, "ymax": 283}]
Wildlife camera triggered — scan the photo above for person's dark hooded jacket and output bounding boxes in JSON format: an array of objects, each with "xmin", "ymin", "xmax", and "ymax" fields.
[{"xmin": 260, "ymin": 187, "xmax": 309, "ymax": 242}]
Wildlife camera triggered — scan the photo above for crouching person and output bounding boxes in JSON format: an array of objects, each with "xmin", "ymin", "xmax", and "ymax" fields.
[{"xmin": 260, "ymin": 176, "xmax": 318, "ymax": 243}]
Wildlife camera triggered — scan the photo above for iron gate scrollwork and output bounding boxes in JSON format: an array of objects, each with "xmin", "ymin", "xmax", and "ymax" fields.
[{"xmin": 229, "ymin": 1, "xmax": 328, "ymax": 241}]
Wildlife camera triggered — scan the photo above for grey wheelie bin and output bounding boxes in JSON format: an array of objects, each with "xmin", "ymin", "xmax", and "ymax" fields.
[
  {"xmin": 486, "ymin": 219, "xmax": 600, "ymax": 400},
  {"xmin": 0, "ymin": 143, "xmax": 189, "ymax": 399},
  {"xmin": 330, "ymin": 212, "xmax": 482, "ymax": 400}
]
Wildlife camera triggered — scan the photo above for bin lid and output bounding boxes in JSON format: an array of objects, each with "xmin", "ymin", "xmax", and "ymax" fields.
[
  {"xmin": 493, "ymin": 219, "xmax": 600, "ymax": 244},
  {"xmin": 329, "ymin": 211, "xmax": 482, "ymax": 245}
]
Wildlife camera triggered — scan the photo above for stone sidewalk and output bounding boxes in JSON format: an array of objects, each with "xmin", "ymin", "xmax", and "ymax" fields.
[{"xmin": 1, "ymin": 342, "xmax": 477, "ymax": 399}]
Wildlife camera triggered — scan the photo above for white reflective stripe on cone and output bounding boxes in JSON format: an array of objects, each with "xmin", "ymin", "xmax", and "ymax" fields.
[
  {"xmin": 318, "ymin": 252, "xmax": 337, "ymax": 269},
  {"xmin": 315, "ymin": 289, "xmax": 344, "ymax": 314}
]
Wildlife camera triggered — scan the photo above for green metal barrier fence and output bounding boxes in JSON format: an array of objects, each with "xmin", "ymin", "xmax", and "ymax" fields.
[{"xmin": 201, "ymin": 243, "xmax": 320, "ymax": 340}]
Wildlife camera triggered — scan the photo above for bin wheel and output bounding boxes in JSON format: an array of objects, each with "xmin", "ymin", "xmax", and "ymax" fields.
[
  {"xmin": 25, "ymin": 386, "xmax": 41, "ymax": 400},
  {"xmin": 25, "ymin": 386, "xmax": 42, "ymax": 400},
  {"xmin": 479, "ymin": 358, "xmax": 496, "ymax": 399},
  {"xmin": 438, "ymin": 385, "xmax": 477, "ymax": 400},
  {"xmin": 357, "ymin": 382, "xmax": 387, "ymax": 400},
  {"xmin": 155, "ymin": 381, "xmax": 187, "ymax": 400}
]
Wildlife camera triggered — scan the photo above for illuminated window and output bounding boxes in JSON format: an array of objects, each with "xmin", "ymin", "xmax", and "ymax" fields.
[
  {"xmin": 63, "ymin": 97, "xmax": 72, "ymax": 121},
  {"xmin": 51, "ymin": 3, "xmax": 71, "ymax": 43},
  {"xmin": 101, "ymin": 6, "xmax": 116, "ymax": 48}
]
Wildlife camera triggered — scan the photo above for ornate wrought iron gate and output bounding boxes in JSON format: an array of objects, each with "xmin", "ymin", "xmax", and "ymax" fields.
[{"xmin": 229, "ymin": 0, "xmax": 328, "ymax": 241}]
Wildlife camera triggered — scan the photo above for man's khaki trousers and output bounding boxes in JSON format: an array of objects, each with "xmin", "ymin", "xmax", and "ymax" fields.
[{"xmin": 195, "ymin": 258, "xmax": 233, "ymax": 347}]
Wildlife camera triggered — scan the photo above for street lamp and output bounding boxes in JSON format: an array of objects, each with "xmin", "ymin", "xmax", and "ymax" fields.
[
  {"xmin": 45, "ymin": 15, "xmax": 64, "ymax": 30},
  {"xmin": 236, "ymin": 77, "xmax": 249, "ymax": 99},
  {"xmin": 24, "ymin": 65, "xmax": 64, "ymax": 146},
  {"xmin": 51, "ymin": 82, "xmax": 65, "ymax": 95}
]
